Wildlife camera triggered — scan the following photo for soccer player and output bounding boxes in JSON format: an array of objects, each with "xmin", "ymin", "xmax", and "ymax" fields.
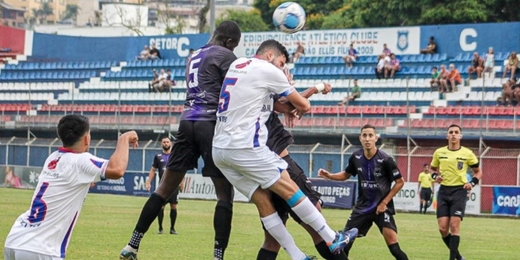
[
  {"xmin": 318, "ymin": 125, "xmax": 409, "ymax": 260},
  {"xmin": 4, "ymin": 115, "xmax": 138, "ymax": 260},
  {"xmin": 430, "ymin": 124, "xmax": 482, "ymax": 260},
  {"xmin": 418, "ymin": 163, "xmax": 435, "ymax": 214},
  {"xmin": 119, "ymin": 20, "xmax": 241, "ymax": 260},
  {"xmin": 258, "ymin": 82, "xmax": 349, "ymax": 260},
  {"xmin": 212, "ymin": 39, "xmax": 358, "ymax": 260},
  {"xmin": 144, "ymin": 136, "xmax": 184, "ymax": 234}
]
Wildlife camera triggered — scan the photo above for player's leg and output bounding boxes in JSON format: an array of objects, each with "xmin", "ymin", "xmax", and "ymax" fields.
[
  {"xmin": 447, "ymin": 188, "xmax": 468, "ymax": 260},
  {"xmin": 376, "ymin": 213, "xmax": 408, "ymax": 260},
  {"xmin": 195, "ymin": 121, "xmax": 235, "ymax": 260},
  {"xmin": 157, "ymin": 205, "xmax": 165, "ymax": 233},
  {"xmin": 423, "ymin": 189, "xmax": 432, "ymax": 213},
  {"xmin": 257, "ymin": 190, "xmax": 289, "ymax": 260},
  {"xmin": 120, "ymin": 121, "xmax": 197, "ymax": 259},
  {"xmin": 419, "ymin": 189, "xmax": 424, "ymax": 214},
  {"xmin": 168, "ymin": 188, "xmax": 180, "ymax": 234},
  {"xmin": 341, "ymin": 211, "xmax": 372, "ymax": 258}
]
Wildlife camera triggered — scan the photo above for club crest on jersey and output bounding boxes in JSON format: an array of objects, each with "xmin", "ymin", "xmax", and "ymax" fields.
[
  {"xmin": 457, "ymin": 161, "xmax": 463, "ymax": 170},
  {"xmin": 90, "ymin": 158, "xmax": 104, "ymax": 168},
  {"xmin": 47, "ymin": 157, "xmax": 61, "ymax": 170}
]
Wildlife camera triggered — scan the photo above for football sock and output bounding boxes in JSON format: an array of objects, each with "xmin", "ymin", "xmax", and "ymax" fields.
[
  {"xmin": 261, "ymin": 213, "xmax": 306, "ymax": 260},
  {"xmin": 256, "ymin": 248, "xmax": 278, "ymax": 260},
  {"xmin": 291, "ymin": 197, "xmax": 336, "ymax": 242},
  {"xmin": 449, "ymin": 235, "xmax": 460, "ymax": 260},
  {"xmin": 419, "ymin": 203, "xmax": 423, "ymax": 214},
  {"xmin": 129, "ymin": 193, "xmax": 166, "ymax": 249},
  {"xmin": 157, "ymin": 208, "xmax": 164, "ymax": 230},
  {"xmin": 170, "ymin": 208, "xmax": 177, "ymax": 230},
  {"xmin": 316, "ymin": 240, "xmax": 348, "ymax": 260},
  {"xmin": 388, "ymin": 243, "xmax": 408, "ymax": 260},
  {"xmin": 214, "ymin": 200, "xmax": 233, "ymax": 259},
  {"xmin": 442, "ymin": 234, "xmax": 462, "ymax": 259}
]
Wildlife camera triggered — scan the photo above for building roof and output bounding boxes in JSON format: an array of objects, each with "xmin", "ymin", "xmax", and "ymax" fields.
[{"xmin": 0, "ymin": 2, "xmax": 26, "ymax": 12}]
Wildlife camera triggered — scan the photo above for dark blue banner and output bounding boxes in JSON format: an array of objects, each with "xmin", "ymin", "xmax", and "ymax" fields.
[
  {"xmin": 492, "ymin": 186, "xmax": 520, "ymax": 215},
  {"xmin": 310, "ymin": 179, "xmax": 356, "ymax": 209},
  {"xmin": 89, "ymin": 172, "xmax": 151, "ymax": 197}
]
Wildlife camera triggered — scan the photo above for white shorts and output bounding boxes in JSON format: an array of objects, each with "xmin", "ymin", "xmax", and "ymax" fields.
[
  {"xmin": 212, "ymin": 146, "xmax": 288, "ymax": 200},
  {"xmin": 485, "ymin": 60, "xmax": 493, "ymax": 68},
  {"xmin": 3, "ymin": 248, "xmax": 63, "ymax": 260}
]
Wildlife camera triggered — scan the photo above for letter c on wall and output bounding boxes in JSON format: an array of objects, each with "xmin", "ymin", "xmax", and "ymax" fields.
[{"xmin": 459, "ymin": 28, "xmax": 477, "ymax": 52}]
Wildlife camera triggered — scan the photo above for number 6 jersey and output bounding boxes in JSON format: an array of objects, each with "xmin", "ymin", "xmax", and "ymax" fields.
[{"xmin": 4, "ymin": 147, "xmax": 108, "ymax": 258}]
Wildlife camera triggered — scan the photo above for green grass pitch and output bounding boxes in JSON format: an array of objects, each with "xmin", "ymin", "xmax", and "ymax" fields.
[{"xmin": 0, "ymin": 188, "xmax": 517, "ymax": 259}]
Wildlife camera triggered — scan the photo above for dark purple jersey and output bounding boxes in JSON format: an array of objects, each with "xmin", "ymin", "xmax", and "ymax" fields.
[
  {"xmin": 345, "ymin": 149, "xmax": 402, "ymax": 215},
  {"xmin": 266, "ymin": 112, "xmax": 293, "ymax": 155},
  {"xmin": 152, "ymin": 152, "xmax": 170, "ymax": 180},
  {"xmin": 181, "ymin": 44, "xmax": 237, "ymax": 121}
]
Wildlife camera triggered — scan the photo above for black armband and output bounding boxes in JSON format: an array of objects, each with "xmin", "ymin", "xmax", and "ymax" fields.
[
  {"xmin": 431, "ymin": 172, "xmax": 438, "ymax": 179},
  {"xmin": 470, "ymin": 177, "xmax": 479, "ymax": 187}
]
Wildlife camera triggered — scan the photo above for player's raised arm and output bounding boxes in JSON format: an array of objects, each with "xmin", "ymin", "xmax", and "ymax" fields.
[
  {"xmin": 318, "ymin": 169, "xmax": 351, "ymax": 181},
  {"xmin": 105, "ymin": 131, "xmax": 139, "ymax": 179}
]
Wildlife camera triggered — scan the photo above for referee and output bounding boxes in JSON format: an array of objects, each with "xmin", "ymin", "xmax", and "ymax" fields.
[
  {"xmin": 430, "ymin": 124, "xmax": 482, "ymax": 260},
  {"xmin": 417, "ymin": 163, "xmax": 434, "ymax": 214}
]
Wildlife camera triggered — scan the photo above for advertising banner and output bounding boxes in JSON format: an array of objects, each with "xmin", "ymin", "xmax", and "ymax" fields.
[
  {"xmin": 492, "ymin": 186, "xmax": 520, "ymax": 216},
  {"xmin": 394, "ymin": 182, "xmax": 481, "ymax": 214},
  {"xmin": 89, "ymin": 172, "xmax": 150, "ymax": 197},
  {"xmin": 234, "ymin": 27, "xmax": 420, "ymax": 58},
  {"xmin": 180, "ymin": 173, "xmax": 248, "ymax": 202},
  {"xmin": 310, "ymin": 179, "xmax": 356, "ymax": 209}
]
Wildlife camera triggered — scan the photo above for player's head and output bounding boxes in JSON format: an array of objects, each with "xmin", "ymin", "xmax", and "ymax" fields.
[
  {"xmin": 57, "ymin": 114, "xmax": 91, "ymax": 151},
  {"xmin": 359, "ymin": 124, "xmax": 378, "ymax": 150},
  {"xmin": 161, "ymin": 136, "xmax": 172, "ymax": 151},
  {"xmin": 423, "ymin": 163, "xmax": 429, "ymax": 172},
  {"xmin": 209, "ymin": 20, "xmax": 241, "ymax": 51},
  {"xmin": 446, "ymin": 124, "xmax": 462, "ymax": 144},
  {"xmin": 256, "ymin": 39, "xmax": 290, "ymax": 70}
]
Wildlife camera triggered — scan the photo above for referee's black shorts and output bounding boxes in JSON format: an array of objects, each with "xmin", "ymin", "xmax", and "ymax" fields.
[
  {"xmin": 420, "ymin": 188, "xmax": 432, "ymax": 201},
  {"xmin": 436, "ymin": 185, "xmax": 467, "ymax": 219}
]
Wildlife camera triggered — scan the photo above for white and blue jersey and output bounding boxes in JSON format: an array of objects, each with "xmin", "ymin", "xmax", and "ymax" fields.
[
  {"xmin": 4, "ymin": 148, "xmax": 108, "ymax": 258},
  {"xmin": 213, "ymin": 57, "xmax": 294, "ymax": 149}
]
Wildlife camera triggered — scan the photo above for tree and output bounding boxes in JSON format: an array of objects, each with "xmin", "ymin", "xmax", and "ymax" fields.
[
  {"xmin": 103, "ymin": 4, "xmax": 146, "ymax": 35},
  {"xmin": 216, "ymin": 9, "xmax": 268, "ymax": 32},
  {"xmin": 39, "ymin": 2, "xmax": 53, "ymax": 24},
  {"xmin": 198, "ymin": 0, "xmax": 210, "ymax": 33},
  {"xmin": 62, "ymin": 4, "xmax": 80, "ymax": 24}
]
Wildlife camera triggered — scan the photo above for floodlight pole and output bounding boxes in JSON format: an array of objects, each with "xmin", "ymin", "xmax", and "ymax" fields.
[{"xmin": 209, "ymin": 0, "xmax": 215, "ymax": 33}]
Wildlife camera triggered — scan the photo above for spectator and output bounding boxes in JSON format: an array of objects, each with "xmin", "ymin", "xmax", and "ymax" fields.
[
  {"xmin": 443, "ymin": 64, "xmax": 462, "ymax": 93},
  {"xmin": 501, "ymin": 78, "xmax": 516, "ymax": 106},
  {"xmin": 420, "ymin": 36, "xmax": 437, "ymax": 54},
  {"xmin": 338, "ymin": 79, "xmax": 361, "ymax": 105},
  {"xmin": 513, "ymin": 79, "xmax": 520, "ymax": 105},
  {"xmin": 430, "ymin": 66, "xmax": 441, "ymax": 92},
  {"xmin": 343, "ymin": 43, "xmax": 358, "ymax": 68},
  {"xmin": 4, "ymin": 166, "xmax": 22, "ymax": 188},
  {"xmin": 375, "ymin": 53, "xmax": 390, "ymax": 79},
  {"xmin": 382, "ymin": 43, "xmax": 392, "ymax": 56},
  {"xmin": 136, "ymin": 45, "xmax": 150, "ymax": 60},
  {"xmin": 291, "ymin": 42, "xmax": 305, "ymax": 63},
  {"xmin": 503, "ymin": 51, "xmax": 519, "ymax": 79},
  {"xmin": 161, "ymin": 69, "xmax": 176, "ymax": 92},
  {"xmin": 438, "ymin": 65, "xmax": 450, "ymax": 93},
  {"xmin": 149, "ymin": 43, "xmax": 162, "ymax": 60},
  {"xmin": 186, "ymin": 48, "xmax": 195, "ymax": 63},
  {"xmin": 384, "ymin": 53, "xmax": 400, "ymax": 79},
  {"xmin": 467, "ymin": 52, "xmax": 484, "ymax": 80},
  {"xmin": 483, "ymin": 47, "xmax": 495, "ymax": 78},
  {"xmin": 148, "ymin": 69, "xmax": 168, "ymax": 93}
]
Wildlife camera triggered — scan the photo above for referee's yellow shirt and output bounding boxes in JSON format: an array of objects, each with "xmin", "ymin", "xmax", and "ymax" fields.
[
  {"xmin": 430, "ymin": 146, "xmax": 479, "ymax": 186},
  {"xmin": 418, "ymin": 172, "xmax": 434, "ymax": 188}
]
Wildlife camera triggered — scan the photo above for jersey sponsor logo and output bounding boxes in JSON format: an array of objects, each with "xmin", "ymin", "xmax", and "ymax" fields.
[
  {"xmin": 234, "ymin": 60, "xmax": 251, "ymax": 69},
  {"xmin": 357, "ymin": 167, "xmax": 363, "ymax": 172},
  {"xmin": 90, "ymin": 159, "xmax": 104, "ymax": 168},
  {"xmin": 457, "ymin": 161, "xmax": 463, "ymax": 170},
  {"xmin": 47, "ymin": 157, "xmax": 61, "ymax": 170}
]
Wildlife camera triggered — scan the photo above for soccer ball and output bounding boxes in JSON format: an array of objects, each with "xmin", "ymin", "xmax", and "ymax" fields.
[{"xmin": 272, "ymin": 2, "xmax": 306, "ymax": 34}]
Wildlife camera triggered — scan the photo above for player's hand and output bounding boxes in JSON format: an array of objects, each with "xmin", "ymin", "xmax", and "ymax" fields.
[
  {"xmin": 179, "ymin": 182, "xmax": 185, "ymax": 192},
  {"xmin": 376, "ymin": 202, "xmax": 387, "ymax": 215},
  {"xmin": 434, "ymin": 174, "xmax": 443, "ymax": 183},
  {"xmin": 463, "ymin": 183, "xmax": 473, "ymax": 191},
  {"xmin": 321, "ymin": 83, "xmax": 332, "ymax": 94},
  {"xmin": 284, "ymin": 110, "xmax": 298, "ymax": 128},
  {"xmin": 283, "ymin": 67, "xmax": 295, "ymax": 85},
  {"xmin": 89, "ymin": 182, "xmax": 96, "ymax": 189},
  {"xmin": 145, "ymin": 181, "xmax": 151, "ymax": 191},
  {"xmin": 121, "ymin": 131, "xmax": 139, "ymax": 148},
  {"xmin": 317, "ymin": 168, "xmax": 331, "ymax": 179}
]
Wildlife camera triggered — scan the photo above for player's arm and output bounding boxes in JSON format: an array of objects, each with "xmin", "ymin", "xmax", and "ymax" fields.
[
  {"xmin": 274, "ymin": 83, "xmax": 331, "ymax": 113},
  {"xmin": 417, "ymin": 174, "xmax": 421, "ymax": 192},
  {"xmin": 464, "ymin": 152, "xmax": 482, "ymax": 190},
  {"xmin": 377, "ymin": 158, "xmax": 405, "ymax": 214},
  {"xmin": 430, "ymin": 151, "xmax": 443, "ymax": 183},
  {"xmin": 179, "ymin": 176, "xmax": 186, "ymax": 192},
  {"xmin": 285, "ymin": 91, "xmax": 310, "ymax": 116},
  {"xmin": 145, "ymin": 167, "xmax": 156, "ymax": 191},
  {"xmin": 318, "ymin": 169, "xmax": 351, "ymax": 181},
  {"xmin": 105, "ymin": 131, "xmax": 139, "ymax": 179}
]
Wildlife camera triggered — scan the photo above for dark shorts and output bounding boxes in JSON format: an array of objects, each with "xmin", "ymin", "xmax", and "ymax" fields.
[
  {"xmin": 436, "ymin": 185, "xmax": 467, "ymax": 219},
  {"xmin": 166, "ymin": 120, "xmax": 223, "ymax": 178},
  {"xmin": 420, "ymin": 188, "xmax": 432, "ymax": 201},
  {"xmin": 164, "ymin": 187, "xmax": 179, "ymax": 204},
  {"xmin": 344, "ymin": 210, "xmax": 398, "ymax": 237},
  {"xmin": 271, "ymin": 155, "xmax": 321, "ymax": 224}
]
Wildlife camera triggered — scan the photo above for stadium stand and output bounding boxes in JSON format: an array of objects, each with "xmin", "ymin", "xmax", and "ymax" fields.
[{"xmin": 0, "ymin": 53, "xmax": 519, "ymax": 133}]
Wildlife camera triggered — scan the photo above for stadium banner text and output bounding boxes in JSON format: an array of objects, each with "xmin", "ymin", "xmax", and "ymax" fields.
[
  {"xmin": 309, "ymin": 179, "xmax": 356, "ymax": 209},
  {"xmin": 394, "ymin": 182, "xmax": 481, "ymax": 214},
  {"xmin": 492, "ymin": 186, "xmax": 520, "ymax": 215},
  {"xmin": 234, "ymin": 27, "xmax": 420, "ymax": 58}
]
